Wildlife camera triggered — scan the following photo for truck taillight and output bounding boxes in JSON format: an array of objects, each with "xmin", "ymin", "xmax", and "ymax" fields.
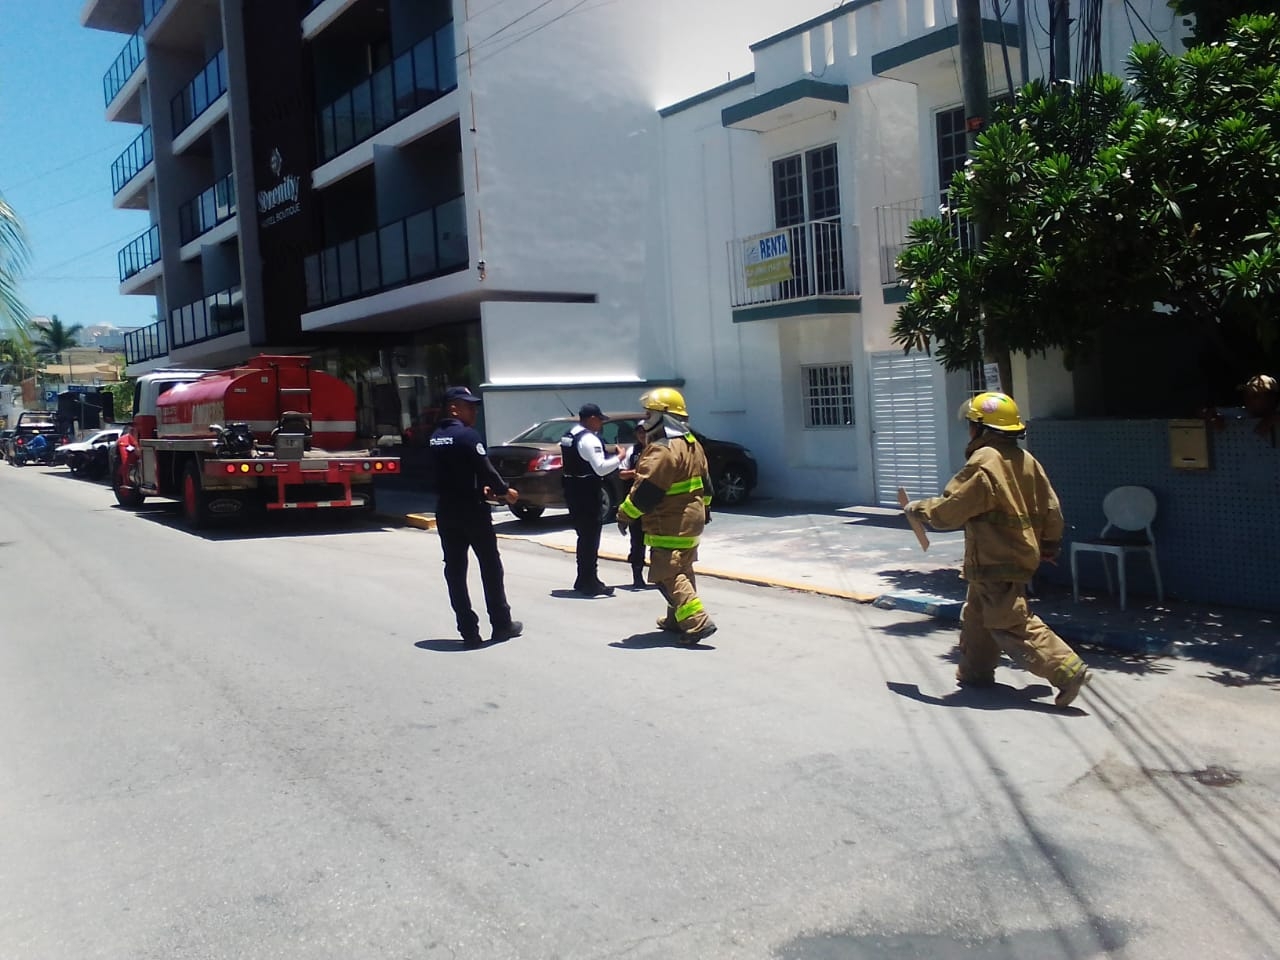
[
  {"xmin": 386, "ymin": 460, "xmax": 397, "ymax": 471},
  {"xmin": 225, "ymin": 464, "xmax": 236, "ymax": 474},
  {"xmin": 530, "ymin": 453, "xmax": 562, "ymax": 471}
]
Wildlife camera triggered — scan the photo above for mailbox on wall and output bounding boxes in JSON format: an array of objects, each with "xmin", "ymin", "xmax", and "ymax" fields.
[{"xmin": 1169, "ymin": 419, "xmax": 1210, "ymax": 470}]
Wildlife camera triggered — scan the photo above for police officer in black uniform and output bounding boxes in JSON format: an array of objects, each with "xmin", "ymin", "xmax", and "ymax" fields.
[
  {"xmin": 561, "ymin": 402, "xmax": 624, "ymax": 596},
  {"xmin": 428, "ymin": 386, "xmax": 523, "ymax": 648}
]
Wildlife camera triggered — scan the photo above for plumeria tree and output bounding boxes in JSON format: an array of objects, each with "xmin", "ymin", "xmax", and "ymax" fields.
[{"xmin": 893, "ymin": 15, "xmax": 1280, "ymax": 404}]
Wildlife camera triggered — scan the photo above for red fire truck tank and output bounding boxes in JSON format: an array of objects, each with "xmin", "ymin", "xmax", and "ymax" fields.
[{"xmin": 156, "ymin": 355, "xmax": 356, "ymax": 449}]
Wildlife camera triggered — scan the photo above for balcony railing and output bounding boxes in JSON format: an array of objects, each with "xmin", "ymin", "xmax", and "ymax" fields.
[
  {"xmin": 171, "ymin": 285, "xmax": 244, "ymax": 349},
  {"xmin": 874, "ymin": 193, "xmax": 975, "ymax": 285},
  {"xmin": 142, "ymin": 0, "xmax": 167, "ymax": 28},
  {"xmin": 118, "ymin": 224, "xmax": 161, "ymax": 282},
  {"xmin": 171, "ymin": 49, "xmax": 228, "ymax": 138},
  {"xmin": 103, "ymin": 29, "xmax": 143, "ymax": 107},
  {"xmin": 304, "ymin": 196, "xmax": 468, "ymax": 309},
  {"xmin": 317, "ymin": 22, "xmax": 457, "ymax": 164},
  {"xmin": 727, "ymin": 218, "xmax": 860, "ymax": 308},
  {"xmin": 124, "ymin": 319, "xmax": 168, "ymax": 366},
  {"xmin": 111, "ymin": 127, "xmax": 153, "ymax": 194},
  {"xmin": 179, "ymin": 172, "xmax": 237, "ymax": 245}
]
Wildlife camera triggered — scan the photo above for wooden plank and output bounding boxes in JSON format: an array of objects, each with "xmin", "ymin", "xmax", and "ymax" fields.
[{"xmin": 898, "ymin": 486, "xmax": 930, "ymax": 552}]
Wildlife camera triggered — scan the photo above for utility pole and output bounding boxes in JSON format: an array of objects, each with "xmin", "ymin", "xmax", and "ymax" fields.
[
  {"xmin": 956, "ymin": 0, "xmax": 1011, "ymax": 392},
  {"xmin": 1050, "ymin": 0, "xmax": 1071, "ymax": 82}
]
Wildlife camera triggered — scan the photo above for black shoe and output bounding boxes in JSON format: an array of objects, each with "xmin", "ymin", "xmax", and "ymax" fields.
[
  {"xmin": 631, "ymin": 570, "xmax": 647, "ymax": 589},
  {"xmin": 578, "ymin": 583, "xmax": 614, "ymax": 597},
  {"xmin": 461, "ymin": 635, "xmax": 484, "ymax": 649},
  {"xmin": 491, "ymin": 620, "xmax": 523, "ymax": 643}
]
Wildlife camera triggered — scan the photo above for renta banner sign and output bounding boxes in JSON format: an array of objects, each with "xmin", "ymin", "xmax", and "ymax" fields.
[{"xmin": 743, "ymin": 230, "xmax": 793, "ymax": 287}]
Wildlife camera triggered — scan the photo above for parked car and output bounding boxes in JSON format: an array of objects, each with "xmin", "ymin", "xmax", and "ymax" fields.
[
  {"xmin": 56, "ymin": 428, "xmax": 122, "ymax": 480},
  {"xmin": 487, "ymin": 413, "xmax": 758, "ymax": 523}
]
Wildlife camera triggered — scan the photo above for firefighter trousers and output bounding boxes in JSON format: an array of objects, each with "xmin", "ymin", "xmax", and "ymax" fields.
[
  {"xmin": 958, "ymin": 581, "xmax": 1087, "ymax": 689},
  {"xmin": 651, "ymin": 546, "xmax": 712, "ymax": 634}
]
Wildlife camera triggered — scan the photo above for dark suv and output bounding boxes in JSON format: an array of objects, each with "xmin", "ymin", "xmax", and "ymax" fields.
[{"xmin": 487, "ymin": 413, "xmax": 758, "ymax": 522}]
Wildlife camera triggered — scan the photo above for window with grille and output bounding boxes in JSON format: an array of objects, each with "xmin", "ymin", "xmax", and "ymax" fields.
[{"xmin": 802, "ymin": 363, "xmax": 855, "ymax": 428}]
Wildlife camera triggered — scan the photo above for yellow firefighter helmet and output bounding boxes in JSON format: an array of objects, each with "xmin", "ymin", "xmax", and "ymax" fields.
[
  {"xmin": 639, "ymin": 387, "xmax": 688, "ymax": 418},
  {"xmin": 961, "ymin": 391, "xmax": 1025, "ymax": 433}
]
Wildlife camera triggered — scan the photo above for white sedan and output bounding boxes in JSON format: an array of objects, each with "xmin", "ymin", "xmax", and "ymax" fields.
[{"xmin": 56, "ymin": 429, "xmax": 121, "ymax": 479}]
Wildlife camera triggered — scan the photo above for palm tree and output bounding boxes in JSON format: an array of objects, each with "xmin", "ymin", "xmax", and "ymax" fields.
[
  {"xmin": 35, "ymin": 315, "xmax": 84, "ymax": 385},
  {"xmin": 0, "ymin": 191, "xmax": 31, "ymax": 336},
  {"xmin": 0, "ymin": 334, "xmax": 38, "ymax": 385}
]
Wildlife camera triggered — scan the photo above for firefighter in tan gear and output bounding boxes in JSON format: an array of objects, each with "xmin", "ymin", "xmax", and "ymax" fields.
[
  {"xmin": 904, "ymin": 392, "xmax": 1091, "ymax": 708},
  {"xmin": 617, "ymin": 388, "xmax": 717, "ymax": 643}
]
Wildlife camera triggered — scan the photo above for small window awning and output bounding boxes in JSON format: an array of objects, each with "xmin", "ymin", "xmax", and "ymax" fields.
[{"xmin": 722, "ymin": 79, "xmax": 849, "ymax": 133}]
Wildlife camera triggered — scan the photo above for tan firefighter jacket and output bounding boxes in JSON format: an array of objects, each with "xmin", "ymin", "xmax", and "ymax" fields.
[
  {"xmin": 617, "ymin": 418, "xmax": 713, "ymax": 550},
  {"xmin": 907, "ymin": 433, "xmax": 1064, "ymax": 583}
]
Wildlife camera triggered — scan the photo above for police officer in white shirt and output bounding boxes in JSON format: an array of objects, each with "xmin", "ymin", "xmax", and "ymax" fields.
[{"xmin": 561, "ymin": 403, "xmax": 625, "ymax": 596}]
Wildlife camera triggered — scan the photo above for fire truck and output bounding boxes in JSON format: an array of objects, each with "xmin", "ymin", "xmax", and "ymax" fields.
[{"xmin": 110, "ymin": 354, "xmax": 398, "ymax": 528}]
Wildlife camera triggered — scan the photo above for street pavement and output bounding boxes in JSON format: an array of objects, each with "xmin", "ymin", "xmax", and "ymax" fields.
[{"xmin": 374, "ymin": 481, "xmax": 1280, "ymax": 678}]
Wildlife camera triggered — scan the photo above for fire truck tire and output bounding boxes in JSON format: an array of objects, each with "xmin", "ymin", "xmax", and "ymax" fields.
[
  {"xmin": 182, "ymin": 461, "xmax": 212, "ymax": 529},
  {"xmin": 109, "ymin": 448, "xmax": 145, "ymax": 509}
]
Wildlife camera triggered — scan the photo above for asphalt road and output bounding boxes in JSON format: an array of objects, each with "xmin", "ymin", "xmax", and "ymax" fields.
[{"xmin": 2, "ymin": 465, "xmax": 1278, "ymax": 960}]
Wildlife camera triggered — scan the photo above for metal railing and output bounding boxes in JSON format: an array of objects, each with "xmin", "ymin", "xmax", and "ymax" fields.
[
  {"xmin": 171, "ymin": 49, "xmax": 228, "ymax": 137},
  {"xmin": 178, "ymin": 172, "xmax": 237, "ymax": 245},
  {"xmin": 171, "ymin": 285, "xmax": 244, "ymax": 348},
  {"xmin": 874, "ymin": 192, "xmax": 976, "ymax": 285},
  {"xmin": 727, "ymin": 218, "xmax": 859, "ymax": 308},
  {"xmin": 316, "ymin": 22, "xmax": 457, "ymax": 163},
  {"xmin": 142, "ymin": 0, "xmax": 167, "ymax": 28},
  {"xmin": 103, "ymin": 29, "xmax": 143, "ymax": 107},
  {"xmin": 303, "ymin": 196, "xmax": 468, "ymax": 309},
  {"xmin": 111, "ymin": 127, "xmax": 154, "ymax": 195},
  {"xmin": 124, "ymin": 319, "xmax": 168, "ymax": 366},
  {"xmin": 118, "ymin": 224, "xmax": 161, "ymax": 282}
]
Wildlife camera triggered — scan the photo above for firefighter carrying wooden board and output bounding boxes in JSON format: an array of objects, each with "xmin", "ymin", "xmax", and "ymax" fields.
[
  {"xmin": 617, "ymin": 388, "xmax": 717, "ymax": 644},
  {"xmin": 903, "ymin": 392, "xmax": 1091, "ymax": 708}
]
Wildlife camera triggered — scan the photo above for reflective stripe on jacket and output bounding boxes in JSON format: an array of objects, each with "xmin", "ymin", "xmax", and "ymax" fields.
[{"xmin": 618, "ymin": 419, "xmax": 712, "ymax": 551}]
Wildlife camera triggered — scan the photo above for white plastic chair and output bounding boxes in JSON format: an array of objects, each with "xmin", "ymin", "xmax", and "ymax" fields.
[{"xmin": 1070, "ymin": 486, "xmax": 1164, "ymax": 611}]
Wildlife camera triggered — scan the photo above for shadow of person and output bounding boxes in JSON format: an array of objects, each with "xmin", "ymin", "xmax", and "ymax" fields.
[
  {"xmin": 610, "ymin": 630, "xmax": 716, "ymax": 650},
  {"xmin": 886, "ymin": 680, "xmax": 1086, "ymax": 715},
  {"xmin": 414, "ymin": 638, "xmax": 484, "ymax": 652}
]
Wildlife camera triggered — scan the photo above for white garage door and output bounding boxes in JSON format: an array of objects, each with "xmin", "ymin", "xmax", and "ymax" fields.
[{"xmin": 870, "ymin": 351, "xmax": 941, "ymax": 506}]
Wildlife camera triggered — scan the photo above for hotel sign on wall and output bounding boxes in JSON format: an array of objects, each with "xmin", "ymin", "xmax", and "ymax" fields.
[
  {"xmin": 259, "ymin": 147, "xmax": 302, "ymax": 228},
  {"xmin": 744, "ymin": 229, "xmax": 793, "ymax": 288}
]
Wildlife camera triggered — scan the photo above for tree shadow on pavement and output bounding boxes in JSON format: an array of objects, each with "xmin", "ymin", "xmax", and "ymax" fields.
[
  {"xmin": 886, "ymin": 680, "xmax": 1086, "ymax": 715},
  {"xmin": 1199, "ymin": 668, "xmax": 1280, "ymax": 689},
  {"xmin": 878, "ymin": 568, "xmax": 967, "ymax": 600},
  {"xmin": 1072, "ymin": 644, "xmax": 1175, "ymax": 677},
  {"xmin": 611, "ymin": 631, "xmax": 715, "ymax": 650}
]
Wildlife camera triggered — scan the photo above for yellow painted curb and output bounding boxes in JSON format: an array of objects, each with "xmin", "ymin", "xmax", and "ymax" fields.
[
  {"xmin": 404, "ymin": 513, "xmax": 437, "ymax": 530},
  {"xmin": 492, "ymin": 535, "xmax": 877, "ymax": 604}
]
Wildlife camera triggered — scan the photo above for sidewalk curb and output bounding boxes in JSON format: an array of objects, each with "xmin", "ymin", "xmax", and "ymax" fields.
[{"xmin": 873, "ymin": 591, "xmax": 1280, "ymax": 677}]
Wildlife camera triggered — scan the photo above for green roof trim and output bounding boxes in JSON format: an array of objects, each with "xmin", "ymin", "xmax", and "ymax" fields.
[
  {"xmin": 659, "ymin": 74, "xmax": 756, "ymax": 119},
  {"xmin": 731, "ymin": 298, "xmax": 861, "ymax": 324},
  {"xmin": 720, "ymin": 79, "xmax": 849, "ymax": 129},
  {"xmin": 872, "ymin": 19, "xmax": 1021, "ymax": 76},
  {"xmin": 749, "ymin": 0, "xmax": 878, "ymax": 52}
]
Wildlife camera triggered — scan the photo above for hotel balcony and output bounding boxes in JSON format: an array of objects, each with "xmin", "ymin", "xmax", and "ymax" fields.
[
  {"xmin": 118, "ymin": 224, "xmax": 162, "ymax": 295},
  {"xmin": 111, "ymin": 126, "xmax": 154, "ymax": 209},
  {"xmin": 727, "ymin": 218, "xmax": 860, "ymax": 323},
  {"xmin": 315, "ymin": 21, "xmax": 458, "ymax": 170},
  {"xmin": 303, "ymin": 196, "xmax": 468, "ymax": 312},
  {"xmin": 873, "ymin": 193, "xmax": 975, "ymax": 292},
  {"xmin": 103, "ymin": 28, "xmax": 145, "ymax": 122},
  {"xmin": 80, "ymin": 0, "xmax": 141, "ymax": 34},
  {"xmin": 170, "ymin": 285, "xmax": 245, "ymax": 351},
  {"xmin": 171, "ymin": 49, "xmax": 228, "ymax": 154},
  {"xmin": 178, "ymin": 173, "xmax": 238, "ymax": 260},
  {"xmin": 123, "ymin": 318, "xmax": 168, "ymax": 368}
]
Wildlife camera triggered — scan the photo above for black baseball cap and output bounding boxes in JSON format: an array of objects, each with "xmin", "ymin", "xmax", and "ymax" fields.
[
  {"xmin": 444, "ymin": 386, "xmax": 482, "ymax": 404},
  {"xmin": 579, "ymin": 403, "xmax": 608, "ymax": 421}
]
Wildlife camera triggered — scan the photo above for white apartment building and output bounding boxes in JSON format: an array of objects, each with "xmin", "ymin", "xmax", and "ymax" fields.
[
  {"xmin": 83, "ymin": 0, "xmax": 848, "ymax": 443},
  {"xmin": 659, "ymin": 0, "xmax": 1187, "ymax": 504}
]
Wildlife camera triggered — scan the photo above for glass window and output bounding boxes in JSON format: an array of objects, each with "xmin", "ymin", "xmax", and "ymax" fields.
[
  {"xmin": 379, "ymin": 222, "xmax": 407, "ymax": 288},
  {"xmin": 405, "ymin": 210, "xmax": 437, "ymax": 278},
  {"xmin": 802, "ymin": 363, "xmax": 854, "ymax": 428}
]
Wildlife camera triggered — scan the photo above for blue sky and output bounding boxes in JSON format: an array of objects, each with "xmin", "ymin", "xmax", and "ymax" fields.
[{"xmin": 0, "ymin": 1, "xmax": 154, "ymax": 332}]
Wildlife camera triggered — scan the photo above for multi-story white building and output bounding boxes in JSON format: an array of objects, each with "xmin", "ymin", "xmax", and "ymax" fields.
[
  {"xmin": 82, "ymin": 0, "xmax": 844, "ymax": 443},
  {"xmin": 660, "ymin": 0, "xmax": 1187, "ymax": 504}
]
